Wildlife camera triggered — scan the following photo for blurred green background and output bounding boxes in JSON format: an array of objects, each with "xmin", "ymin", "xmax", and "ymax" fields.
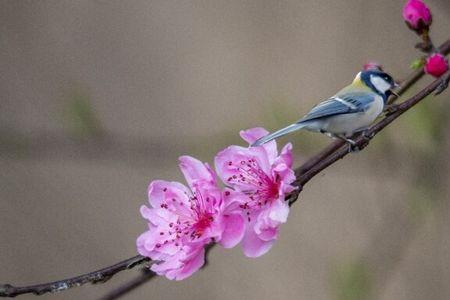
[{"xmin": 1, "ymin": 1, "xmax": 450, "ymax": 299}]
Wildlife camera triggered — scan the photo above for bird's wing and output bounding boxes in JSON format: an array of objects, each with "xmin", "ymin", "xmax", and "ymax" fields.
[{"xmin": 298, "ymin": 92, "xmax": 376, "ymax": 123}]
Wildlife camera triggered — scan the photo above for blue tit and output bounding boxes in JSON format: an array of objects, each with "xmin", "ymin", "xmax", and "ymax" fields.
[{"xmin": 252, "ymin": 70, "xmax": 398, "ymax": 147}]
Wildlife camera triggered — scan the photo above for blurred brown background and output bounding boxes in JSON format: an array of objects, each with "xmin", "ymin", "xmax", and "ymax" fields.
[{"xmin": 1, "ymin": 1, "xmax": 450, "ymax": 299}]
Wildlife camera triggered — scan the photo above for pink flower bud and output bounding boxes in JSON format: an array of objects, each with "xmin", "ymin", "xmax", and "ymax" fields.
[
  {"xmin": 402, "ymin": 0, "xmax": 432, "ymax": 33},
  {"xmin": 363, "ymin": 61, "xmax": 383, "ymax": 71},
  {"xmin": 424, "ymin": 53, "xmax": 449, "ymax": 78}
]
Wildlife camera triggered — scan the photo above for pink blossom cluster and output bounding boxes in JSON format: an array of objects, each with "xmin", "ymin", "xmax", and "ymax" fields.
[{"xmin": 137, "ymin": 128, "xmax": 296, "ymax": 280}]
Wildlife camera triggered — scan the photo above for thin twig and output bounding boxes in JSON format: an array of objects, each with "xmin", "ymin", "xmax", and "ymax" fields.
[
  {"xmin": 0, "ymin": 255, "xmax": 150, "ymax": 297},
  {"xmin": 98, "ymin": 269, "xmax": 155, "ymax": 300},
  {"xmin": 1, "ymin": 39, "xmax": 450, "ymax": 299}
]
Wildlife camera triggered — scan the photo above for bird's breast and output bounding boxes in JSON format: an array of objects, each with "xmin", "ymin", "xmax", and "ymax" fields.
[{"xmin": 365, "ymin": 95, "xmax": 384, "ymax": 120}]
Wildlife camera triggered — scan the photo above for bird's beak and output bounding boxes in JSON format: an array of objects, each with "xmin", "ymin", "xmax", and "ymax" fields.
[
  {"xmin": 390, "ymin": 83, "xmax": 400, "ymax": 97},
  {"xmin": 390, "ymin": 89, "xmax": 400, "ymax": 97}
]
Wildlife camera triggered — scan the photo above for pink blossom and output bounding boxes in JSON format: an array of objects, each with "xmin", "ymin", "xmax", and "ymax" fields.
[
  {"xmin": 137, "ymin": 156, "xmax": 244, "ymax": 280},
  {"xmin": 424, "ymin": 53, "xmax": 449, "ymax": 78},
  {"xmin": 215, "ymin": 128, "xmax": 296, "ymax": 257},
  {"xmin": 402, "ymin": 0, "xmax": 432, "ymax": 33}
]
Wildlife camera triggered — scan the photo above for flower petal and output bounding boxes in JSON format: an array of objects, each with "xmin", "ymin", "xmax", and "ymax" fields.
[
  {"xmin": 222, "ymin": 189, "xmax": 247, "ymax": 212},
  {"xmin": 173, "ymin": 247, "xmax": 206, "ymax": 280},
  {"xmin": 151, "ymin": 253, "xmax": 183, "ymax": 278},
  {"xmin": 240, "ymin": 127, "xmax": 270, "ymax": 144},
  {"xmin": 179, "ymin": 155, "xmax": 215, "ymax": 189},
  {"xmin": 220, "ymin": 213, "xmax": 245, "ymax": 248},
  {"xmin": 268, "ymin": 199, "xmax": 290, "ymax": 223},
  {"xmin": 273, "ymin": 162, "xmax": 295, "ymax": 182},
  {"xmin": 215, "ymin": 145, "xmax": 271, "ymax": 191},
  {"xmin": 136, "ymin": 230, "xmax": 157, "ymax": 256},
  {"xmin": 241, "ymin": 226, "xmax": 274, "ymax": 258},
  {"xmin": 240, "ymin": 127, "xmax": 278, "ymax": 164},
  {"xmin": 277, "ymin": 142, "xmax": 293, "ymax": 168},
  {"xmin": 148, "ymin": 180, "xmax": 190, "ymax": 209},
  {"xmin": 257, "ymin": 226, "xmax": 278, "ymax": 242}
]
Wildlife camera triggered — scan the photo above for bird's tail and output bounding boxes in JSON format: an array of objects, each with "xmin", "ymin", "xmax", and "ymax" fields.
[{"xmin": 252, "ymin": 123, "xmax": 306, "ymax": 146}]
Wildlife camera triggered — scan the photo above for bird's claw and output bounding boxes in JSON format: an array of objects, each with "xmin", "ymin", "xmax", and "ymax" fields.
[
  {"xmin": 349, "ymin": 143, "xmax": 361, "ymax": 153},
  {"xmin": 343, "ymin": 138, "xmax": 360, "ymax": 153},
  {"xmin": 347, "ymin": 131, "xmax": 373, "ymax": 153},
  {"xmin": 383, "ymin": 104, "xmax": 399, "ymax": 116},
  {"xmin": 361, "ymin": 130, "xmax": 374, "ymax": 141},
  {"xmin": 415, "ymin": 42, "xmax": 433, "ymax": 53}
]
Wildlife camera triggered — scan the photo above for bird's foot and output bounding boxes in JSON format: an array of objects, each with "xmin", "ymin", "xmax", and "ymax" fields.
[
  {"xmin": 361, "ymin": 130, "xmax": 374, "ymax": 141},
  {"xmin": 350, "ymin": 130, "xmax": 372, "ymax": 152},
  {"xmin": 340, "ymin": 132, "xmax": 373, "ymax": 153},
  {"xmin": 383, "ymin": 104, "xmax": 399, "ymax": 116},
  {"xmin": 348, "ymin": 141, "xmax": 361, "ymax": 153},
  {"xmin": 335, "ymin": 135, "xmax": 360, "ymax": 153}
]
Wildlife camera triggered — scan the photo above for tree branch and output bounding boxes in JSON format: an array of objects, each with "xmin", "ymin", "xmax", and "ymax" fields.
[
  {"xmin": 1, "ymin": 39, "xmax": 450, "ymax": 299},
  {"xmin": 0, "ymin": 256, "xmax": 150, "ymax": 297}
]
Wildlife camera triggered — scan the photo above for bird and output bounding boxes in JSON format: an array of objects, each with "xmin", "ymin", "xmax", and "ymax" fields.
[{"xmin": 252, "ymin": 69, "xmax": 398, "ymax": 148}]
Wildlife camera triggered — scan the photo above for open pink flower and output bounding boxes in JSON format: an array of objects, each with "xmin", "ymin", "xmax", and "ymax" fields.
[
  {"xmin": 137, "ymin": 156, "xmax": 244, "ymax": 280},
  {"xmin": 403, "ymin": 0, "xmax": 432, "ymax": 33},
  {"xmin": 215, "ymin": 128, "xmax": 296, "ymax": 257},
  {"xmin": 424, "ymin": 53, "xmax": 449, "ymax": 78}
]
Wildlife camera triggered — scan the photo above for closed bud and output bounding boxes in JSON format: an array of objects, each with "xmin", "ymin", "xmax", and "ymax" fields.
[
  {"xmin": 402, "ymin": 0, "xmax": 432, "ymax": 34},
  {"xmin": 424, "ymin": 53, "xmax": 449, "ymax": 78}
]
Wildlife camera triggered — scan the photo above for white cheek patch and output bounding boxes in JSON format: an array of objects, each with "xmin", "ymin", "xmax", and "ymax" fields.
[{"xmin": 370, "ymin": 76, "xmax": 391, "ymax": 94}]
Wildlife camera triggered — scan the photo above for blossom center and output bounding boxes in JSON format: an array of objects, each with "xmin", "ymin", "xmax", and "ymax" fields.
[
  {"xmin": 153, "ymin": 187, "xmax": 218, "ymax": 249},
  {"xmin": 227, "ymin": 158, "xmax": 280, "ymax": 212},
  {"xmin": 192, "ymin": 213, "xmax": 214, "ymax": 238}
]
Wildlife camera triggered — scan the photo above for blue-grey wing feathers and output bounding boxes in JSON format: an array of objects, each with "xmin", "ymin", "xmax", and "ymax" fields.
[
  {"xmin": 252, "ymin": 92, "xmax": 376, "ymax": 146},
  {"xmin": 299, "ymin": 93, "xmax": 374, "ymax": 122}
]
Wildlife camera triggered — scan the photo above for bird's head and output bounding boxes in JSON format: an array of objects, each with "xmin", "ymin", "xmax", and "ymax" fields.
[{"xmin": 359, "ymin": 70, "xmax": 398, "ymax": 102}]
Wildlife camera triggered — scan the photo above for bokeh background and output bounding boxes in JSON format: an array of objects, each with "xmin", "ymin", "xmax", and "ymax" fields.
[{"xmin": 1, "ymin": 1, "xmax": 450, "ymax": 299}]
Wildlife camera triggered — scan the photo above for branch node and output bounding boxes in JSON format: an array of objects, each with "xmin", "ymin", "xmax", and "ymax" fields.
[
  {"xmin": 0, "ymin": 284, "xmax": 13, "ymax": 297},
  {"xmin": 126, "ymin": 258, "xmax": 147, "ymax": 270},
  {"xmin": 435, "ymin": 72, "xmax": 450, "ymax": 95},
  {"xmin": 287, "ymin": 185, "xmax": 303, "ymax": 206},
  {"xmin": 415, "ymin": 41, "xmax": 433, "ymax": 53},
  {"xmin": 92, "ymin": 275, "xmax": 113, "ymax": 284},
  {"xmin": 48, "ymin": 282, "xmax": 70, "ymax": 293}
]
